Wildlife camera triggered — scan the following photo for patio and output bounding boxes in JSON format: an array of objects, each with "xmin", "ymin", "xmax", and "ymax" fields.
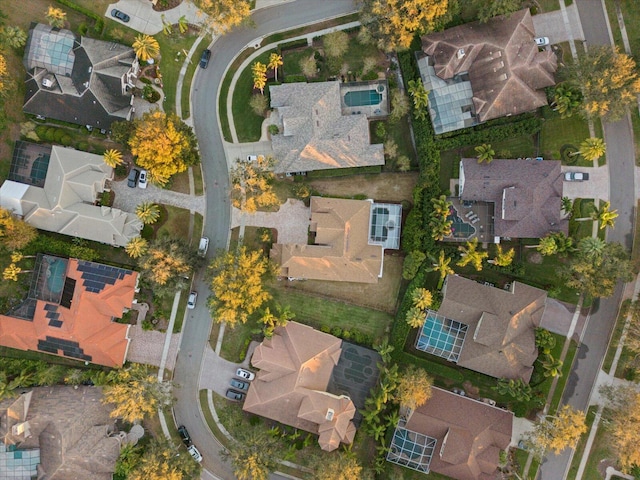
[{"xmin": 444, "ymin": 198, "xmax": 494, "ymax": 243}]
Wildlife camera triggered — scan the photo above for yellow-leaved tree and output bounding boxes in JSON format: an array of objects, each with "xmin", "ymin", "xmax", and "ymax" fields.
[
  {"xmin": 129, "ymin": 111, "xmax": 199, "ymax": 186},
  {"xmin": 230, "ymin": 156, "xmax": 279, "ymax": 213},
  {"xmin": 190, "ymin": 0, "xmax": 251, "ymax": 34},
  {"xmin": 525, "ymin": 404, "xmax": 587, "ymax": 457},
  {"xmin": 360, "ymin": 0, "xmax": 456, "ymax": 51},
  {"xmin": 0, "ymin": 208, "xmax": 37, "ymax": 250},
  {"xmin": 137, "ymin": 238, "xmax": 195, "ymax": 295},
  {"xmin": 223, "ymin": 431, "xmax": 279, "ymax": 480},
  {"xmin": 129, "ymin": 438, "xmax": 201, "ymax": 480},
  {"xmin": 0, "ymin": 53, "xmax": 7, "ymax": 94},
  {"xmin": 600, "ymin": 384, "xmax": 640, "ymax": 472},
  {"xmin": 394, "ymin": 365, "xmax": 433, "ymax": 410},
  {"xmin": 208, "ymin": 246, "xmax": 273, "ymax": 327}
]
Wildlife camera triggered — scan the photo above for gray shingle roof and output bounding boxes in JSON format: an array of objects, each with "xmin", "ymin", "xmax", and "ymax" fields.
[{"xmin": 270, "ymin": 82, "xmax": 384, "ymax": 173}]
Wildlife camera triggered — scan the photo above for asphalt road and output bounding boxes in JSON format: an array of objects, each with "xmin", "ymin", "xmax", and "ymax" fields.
[
  {"xmin": 173, "ymin": 2, "xmax": 358, "ymax": 479},
  {"xmin": 538, "ymin": 2, "xmax": 636, "ymax": 479}
]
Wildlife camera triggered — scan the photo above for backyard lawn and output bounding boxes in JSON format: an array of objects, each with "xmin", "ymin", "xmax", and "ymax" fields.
[{"xmin": 539, "ymin": 110, "xmax": 591, "ymax": 164}]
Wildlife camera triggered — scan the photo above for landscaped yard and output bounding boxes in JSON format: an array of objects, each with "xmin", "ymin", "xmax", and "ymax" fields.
[
  {"xmin": 540, "ymin": 109, "xmax": 591, "ymax": 165},
  {"xmin": 304, "ymin": 171, "xmax": 419, "ymax": 203}
]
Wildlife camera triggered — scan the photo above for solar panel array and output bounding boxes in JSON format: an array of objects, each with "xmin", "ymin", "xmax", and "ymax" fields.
[
  {"xmin": 45, "ymin": 305, "xmax": 63, "ymax": 328},
  {"xmin": 37, "ymin": 336, "xmax": 91, "ymax": 361},
  {"xmin": 76, "ymin": 261, "xmax": 132, "ymax": 294}
]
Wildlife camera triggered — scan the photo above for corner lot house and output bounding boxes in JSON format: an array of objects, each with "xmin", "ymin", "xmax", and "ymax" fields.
[
  {"xmin": 243, "ymin": 322, "xmax": 358, "ymax": 451},
  {"xmin": 0, "ymin": 142, "xmax": 142, "ymax": 247},
  {"xmin": 0, "ymin": 387, "xmax": 126, "ymax": 480},
  {"xmin": 416, "ymin": 275, "xmax": 547, "ymax": 382},
  {"xmin": 459, "ymin": 158, "xmax": 568, "ymax": 240},
  {"xmin": 387, "ymin": 386, "xmax": 513, "ymax": 480},
  {"xmin": 270, "ymin": 196, "xmax": 401, "ymax": 283},
  {"xmin": 0, "ymin": 254, "xmax": 137, "ymax": 367},
  {"xmin": 23, "ymin": 23, "xmax": 138, "ymax": 130},
  {"xmin": 418, "ymin": 9, "xmax": 557, "ymax": 134},
  {"xmin": 269, "ymin": 81, "xmax": 385, "ymax": 175}
]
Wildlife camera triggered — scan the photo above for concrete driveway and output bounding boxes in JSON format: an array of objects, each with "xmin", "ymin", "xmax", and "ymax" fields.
[
  {"xmin": 199, "ymin": 343, "xmax": 257, "ymax": 396},
  {"xmin": 224, "ymin": 140, "xmax": 274, "ymax": 170},
  {"xmin": 532, "ymin": 3, "xmax": 585, "ymax": 44},
  {"xmin": 560, "ymin": 165, "xmax": 609, "ymax": 200},
  {"xmin": 231, "ymin": 198, "xmax": 310, "ymax": 244},
  {"xmin": 106, "ymin": 0, "xmax": 201, "ymax": 35},
  {"xmin": 111, "ymin": 177, "xmax": 205, "ymax": 214}
]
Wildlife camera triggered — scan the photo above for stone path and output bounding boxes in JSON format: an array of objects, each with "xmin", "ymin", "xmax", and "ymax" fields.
[
  {"xmin": 230, "ymin": 198, "xmax": 309, "ymax": 244},
  {"xmin": 111, "ymin": 177, "xmax": 206, "ymax": 214}
]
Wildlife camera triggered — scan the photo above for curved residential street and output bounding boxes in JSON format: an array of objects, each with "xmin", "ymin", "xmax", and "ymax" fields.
[{"xmin": 172, "ymin": 2, "xmax": 358, "ymax": 479}]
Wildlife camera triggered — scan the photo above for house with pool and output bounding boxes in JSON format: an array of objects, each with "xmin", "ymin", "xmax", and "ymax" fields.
[
  {"xmin": 443, "ymin": 158, "xmax": 567, "ymax": 243},
  {"xmin": 416, "ymin": 274, "xmax": 547, "ymax": 382},
  {"xmin": 386, "ymin": 386, "xmax": 513, "ymax": 479},
  {"xmin": 268, "ymin": 80, "xmax": 388, "ymax": 175}
]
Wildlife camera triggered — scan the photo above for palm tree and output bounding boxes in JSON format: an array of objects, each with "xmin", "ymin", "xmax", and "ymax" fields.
[
  {"xmin": 161, "ymin": 14, "xmax": 173, "ymax": 35},
  {"xmin": 45, "ymin": 6, "xmax": 67, "ymax": 28},
  {"xmin": 493, "ymin": 378, "xmax": 532, "ymax": 402},
  {"xmin": 408, "ymin": 78, "xmax": 429, "ymax": 120},
  {"xmin": 561, "ymin": 196, "xmax": 573, "ymax": 216},
  {"xmin": 551, "ymin": 83, "xmax": 582, "ymax": 118},
  {"xmin": 132, "ymin": 34, "xmax": 160, "ymax": 62},
  {"xmin": 429, "ymin": 250, "xmax": 454, "ymax": 286},
  {"xmin": 541, "ymin": 354, "xmax": 563, "ymax": 378},
  {"xmin": 591, "ymin": 201, "xmax": 618, "ymax": 229},
  {"xmin": 412, "ymin": 288, "xmax": 433, "ymax": 310},
  {"xmin": 457, "ymin": 238, "xmax": 488, "ymax": 271},
  {"xmin": 125, "ymin": 237, "xmax": 149, "ymax": 258},
  {"xmin": 571, "ymin": 137, "xmax": 606, "ymax": 162},
  {"xmin": 374, "ymin": 338, "xmax": 394, "ymax": 364},
  {"xmin": 430, "ymin": 216, "xmax": 453, "ymax": 241},
  {"xmin": 103, "ymin": 149, "xmax": 123, "ymax": 168},
  {"xmin": 431, "ymin": 195, "xmax": 452, "ymax": 217},
  {"xmin": 3, "ymin": 264, "xmax": 21, "ymax": 281},
  {"xmin": 577, "ymin": 236, "xmax": 606, "ymax": 260},
  {"xmin": 490, "ymin": 245, "xmax": 515, "ymax": 267},
  {"xmin": 252, "ymin": 61, "xmax": 267, "ymax": 95},
  {"xmin": 178, "ymin": 15, "xmax": 189, "ymax": 34},
  {"xmin": 406, "ymin": 306, "xmax": 425, "ymax": 328},
  {"xmin": 267, "ymin": 53, "xmax": 283, "ymax": 82},
  {"xmin": 135, "ymin": 202, "xmax": 161, "ymax": 225},
  {"xmin": 531, "ymin": 235, "xmax": 558, "ymax": 256},
  {"xmin": 475, "ymin": 143, "xmax": 495, "ymax": 164},
  {"xmin": 0, "ymin": 26, "xmax": 27, "ymax": 49}
]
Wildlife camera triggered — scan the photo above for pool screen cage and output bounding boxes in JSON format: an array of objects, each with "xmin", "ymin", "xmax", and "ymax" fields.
[
  {"xmin": 8, "ymin": 141, "xmax": 52, "ymax": 188},
  {"xmin": 416, "ymin": 310, "xmax": 468, "ymax": 362},
  {"xmin": 27, "ymin": 253, "xmax": 67, "ymax": 304},
  {"xmin": 386, "ymin": 426, "xmax": 436, "ymax": 473}
]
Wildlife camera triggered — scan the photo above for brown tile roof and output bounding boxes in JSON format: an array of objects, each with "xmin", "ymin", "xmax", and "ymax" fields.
[
  {"xmin": 403, "ymin": 387, "xmax": 513, "ymax": 480},
  {"xmin": 243, "ymin": 322, "xmax": 357, "ymax": 451},
  {"xmin": 439, "ymin": 275, "xmax": 547, "ymax": 382},
  {"xmin": 270, "ymin": 197, "xmax": 383, "ymax": 283},
  {"xmin": 269, "ymin": 82, "xmax": 384, "ymax": 173},
  {"xmin": 0, "ymin": 386, "xmax": 122, "ymax": 480},
  {"xmin": 421, "ymin": 9, "xmax": 556, "ymax": 122},
  {"xmin": 459, "ymin": 158, "xmax": 568, "ymax": 238},
  {"xmin": 0, "ymin": 257, "xmax": 136, "ymax": 367}
]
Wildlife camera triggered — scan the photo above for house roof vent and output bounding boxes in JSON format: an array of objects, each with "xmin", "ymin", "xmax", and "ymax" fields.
[
  {"xmin": 42, "ymin": 77, "xmax": 54, "ymax": 88},
  {"xmin": 457, "ymin": 48, "xmax": 465, "ymax": 59},
  {"xmin": 325, "ymin": 408, "xmax": 335, "ymax": 421}
]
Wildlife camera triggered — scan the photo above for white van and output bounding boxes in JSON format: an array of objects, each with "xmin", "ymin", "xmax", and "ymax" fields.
[{"xmin": 197, "ymin": 237, "xmax": 209, "ymax": 257}]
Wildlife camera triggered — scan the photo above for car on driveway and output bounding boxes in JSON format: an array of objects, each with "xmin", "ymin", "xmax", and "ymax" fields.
[
  {"xmin": 178, "ymin": 425, "xmax": 192, "ymax": 446},
  {"xmin": 111, "ymin": 9, "xmax": 130, "ymax": 22},
  {"xmin": 226, "ymin": 389, "xmax": 246, "ymax": 401},
  {"xmin": 187, "ymin": 291, "xmax": 197, "ymax": 309},
  {"xmin": 127, "ymin": 168, "xmax": 140, "ymax": 188},
  {"xmin": 564, "ymin": 171, "xmax": 589, "ymax": 181},
  {"xmin": 199, "ymin": 49, "xmax": 211, "ymax": 69},
  {"xmin": 535, "ymin": 37, "xmax": 550, "ymax": 46},
  {"xmin": 230, "ymin": 378, "xmax": 249, "ymax": 390},
  {"xmin": 187, "ymin": 444, "xmax": 203, "ymax": 463},
  {"xmin": 138, "ymin": 169, "xmax": 148, "ymax": 189},
  {"xmin": 236, "ymin": 368, "xmax": 255, "ymax": 381}
]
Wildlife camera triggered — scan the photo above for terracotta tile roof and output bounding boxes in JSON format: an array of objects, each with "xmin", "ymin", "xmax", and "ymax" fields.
[
  {"xmin": 0, "ymin": 256, "xmax": 136, "ymax": 367},
  {"xmin": 459, "ymin": 158, "xmax": 567, "ymax": 238},
  {"xmin": 421, "ymin": 9, "xmax": 556, "ymax": 123},
  {"xmin": 269, "ymin": 82, "xmax": 384, "ymax": 173},
  {"xmin": 243, "ymin": 322, "xmax": 357, "ymax": 451},
  {"xmin": 402, "ymin": 387, "xmax": 513, "ymax": 480},
  {"xmin": 440, "ymin": 275, "xmax": 547, "ymax": 382},
  {"xmin": 270, "ymin": 197, "xmax": 383, "ymax": 283}
]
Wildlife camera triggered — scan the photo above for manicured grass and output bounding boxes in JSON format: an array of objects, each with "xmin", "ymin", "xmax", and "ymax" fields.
[
  {"xmin": 490, "ymin": 134, "xmax": 536, "ymax": 159},
  {"xmin": 155, "ymin": 205, "xmax": 192, "ymax": 239},
  {"xmin": 217, "ymin": 318, "xmax": 254, "ymax": 362},
  {"xmin": 569, "ymin": 198, "xmax": 595, "ymax": 240},
  {"xmin": 578, "ymin": 408, "xmax": 614, "ymax": 480},
  {"xmin": 371, "ymin": 115, "xmax": 418, "ymax": 171},
  {"xmin": 199, "ymin": 389, "xmax": 232, "ymax": 449},
  {"xmin": 549, "ymin": 340, "xmax": 579, "ymax": 413},
  {"xmin": 282, "ymin": 47, "xmax": 315, "ymax": 77},
  {"xmin": 169, "ymin": 169, "xmax": 191, "ymax": 194},
  {"xmin": 439, "ymin": 149, "xmax": 460, "ymax": 191},
  {"xmin": 603, "ymin": 299, "xmax": 630, "ymax": 374},
  {"xmin": 536, "ymin": 0, "xmax": 561, "ymax": 12},
  {"xmin": 632, "ymin": 201, "xmax": 640, "ymax": 273},
  {"xmin": 191, "ymin": 213, "xmax": 204, "ymax": 246},
  {"xmin": 540, "ymin": 111, "xmax": 591, "ymax": 162}
]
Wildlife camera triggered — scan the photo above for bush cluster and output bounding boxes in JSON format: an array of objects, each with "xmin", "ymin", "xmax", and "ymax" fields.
[
  {"xmin": 318, "ymin": 325, "xmax": 373, "ymax": 346},
  {"xmin": 55, "ymin": 0, "xmax": 104, "ymax": 34}
]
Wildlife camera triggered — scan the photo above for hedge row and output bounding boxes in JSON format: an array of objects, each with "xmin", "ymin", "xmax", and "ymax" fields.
[
  {"xmin": 306, "ymin": 165, "xmax": 382, "ymax": 178},
  {"xmin": 55, "ymin": 0, "xmax": 104, "ymax": 34}
]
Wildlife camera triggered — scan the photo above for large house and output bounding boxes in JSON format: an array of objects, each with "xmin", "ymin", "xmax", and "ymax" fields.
[
  {"xmin": 23, "ymin": 23, "xmax": 138, "ymax": 130},
  {"xmin": 416, "ymin": 275, "xmax": 547, "ymax": 382},
  {"xmin": 0, "ymin": 387, "xmax": 126, "ymax": 480},
  {"xmin": 269, "ymin": 81, "xmax": 385, "ymax": 175},
  {"xmin": 418, "ymin": 9, "xmax": 557, "ymax": 134},
  {"xmin": 0, "ymin": 143, "xmax": 142, "ymax": 247},
  {"xmin": 243, "ymin": 322, "xmax": 358, "ymax": 451},
  {"xmin": 0, "ymin": 254, "xmax": 137, "ymax": 368},
  {"xmin": 270, "ymin": 197, "xmax": 401, "ymax": 283},
  {"xmin": 387, "ymin": 387, "xmax": 513, "ymax": 480},
  {"xmin": 459, "ymin": 157, "xmax": 567, "ymax": 240}
]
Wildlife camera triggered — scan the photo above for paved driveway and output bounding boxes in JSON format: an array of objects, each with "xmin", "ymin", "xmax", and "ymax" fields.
[
  {"xmin": 111, "ymin": 177, "xmax": 205, "ymax": 214},
  {"xmin": 106, "ymin": 0, "xmax": 200, "ymax": 35},
  {"xmin": 532, "ymin": 3, "xmax": 585, "ymax": 43},
  {"xmin": 231, "ymin": 198, "xmax": 310, "ymax": 244},
  {"xmin": 560, "ymin": 165, "xmax": 609, "ymax": 200},
  {"xmin": 199, "ymin": 343, "xmax": 257, "ymax": 396}
]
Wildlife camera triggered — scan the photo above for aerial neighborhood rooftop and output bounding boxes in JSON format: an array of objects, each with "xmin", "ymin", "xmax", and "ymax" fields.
[{"xmin": 0, "ymin": 1, "xmax": 637, "ymax": 480}]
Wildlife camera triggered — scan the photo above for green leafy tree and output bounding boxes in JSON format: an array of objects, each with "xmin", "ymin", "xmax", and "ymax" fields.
[
  {"xmin": 525, "ymin": 405, "xmax": 587, "ymax": 457},
  {"xmin": 0, "ymin": 26, "xmax": 27, "ymax": 49},
  {"xmin": 300, "ymin": 54, "xmax": 317, "ymax": 78},
  {"xmin": 129, "ymin": 437, "xmax": 200, "ymax": 480},
  {"xmin": 323, "ymin": 31, "xmax": 349, "ymax": 58},
  {"xmin": 402, "ymin": 250, "xmax": 426, "ymax": 280},
  {"xmin": 599, "ymin": 384, "xmax": 640, "ymax": 471},
  {"xmin": 457, "ymin": 238, "xmax": 488, "ymax": 271},
  {"xmin": 311, "ymin": 451, "xmax": 368, "ymax": 480},
  {"xmin": 249, "ymin": 94, "xmax": 269, "ymax": 117},
  {"xmin": 189, "ymin": 0, "xmax": 251, "ymax": 35},
  {"xmin": 473, "ymin": 0, "xmax": 522, "ymax": 23},
  {"xmin": 138, "ymin": 237, "xmax": 196, "ymax": 295},
  {"xmin": 475, "ymin": 143, "xmax": 495, "ymax": 164},
  {"xmin": 0, "ymin": 208, "xmax": 37, "ymax": 250},
  {"xmin": 390, "ymin": 89, "xmax": 410, "ymax": 121},
  {"xmin": 590, "ymin": 201, "xmax": 618, "ymax": 230}
]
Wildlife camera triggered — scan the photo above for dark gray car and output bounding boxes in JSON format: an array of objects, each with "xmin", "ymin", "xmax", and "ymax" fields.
[
  {"xmin": 127, "ymin": 168, "xmax": 140, "ymax": 188},
  {"xmin": 226, "ymin": 389, "xmax": 245, "ymax": 401},
  {"xmin": 230, "ymin": 378, "xmax": 248, "ymax": 391}
]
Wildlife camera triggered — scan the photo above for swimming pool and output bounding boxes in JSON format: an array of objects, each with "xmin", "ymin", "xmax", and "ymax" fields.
[
  {"xmin": 447, "ymin": 205, "xmax": 476, "ymax": 239},
  {"xmin": 344, "ymin": 89, "xmax": 382, "ymax": 107},
  {"xmin": 46, "ymin": 259, "xmax": 66, "ymax": 294},
  {"xmin": 416, "ymin": 313, "xmax": 467, "ymax": 362}
]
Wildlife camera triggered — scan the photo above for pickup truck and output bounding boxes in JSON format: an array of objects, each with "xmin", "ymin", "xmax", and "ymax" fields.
[
  {"xmin": 197, "ymin": 237, "xmax": 209, "ymax": 257},
  {"xmin": 564, "ymin": 172, "xmax": 589, "ymax": 181}
]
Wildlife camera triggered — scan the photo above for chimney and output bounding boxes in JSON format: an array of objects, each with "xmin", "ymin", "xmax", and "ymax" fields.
[
  {"xmin": 457, "ymin": 48, "xmax": 465, "ymax": 60},
  {"xmin": 325, "ymin": 408, "xmax": 335, "ymax": 421}
]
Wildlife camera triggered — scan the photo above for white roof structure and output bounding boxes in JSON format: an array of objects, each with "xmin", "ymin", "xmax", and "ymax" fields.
[{"xmin": 0, "ymin": 146, "xmax": 141, "ymax": 247}]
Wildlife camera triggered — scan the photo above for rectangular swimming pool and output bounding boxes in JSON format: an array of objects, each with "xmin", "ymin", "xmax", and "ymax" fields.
[
  {"xmin": 344, "ymin": 89, "xmax": 382, "ymax": 107},
  {"xmin": 416, "ymin": 313, "xmax": 467, "ymax": 362}
]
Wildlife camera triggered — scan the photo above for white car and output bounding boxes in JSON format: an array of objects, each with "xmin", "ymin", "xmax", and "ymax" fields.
[
  {"xmin": 187, "ymin": 291, "xmax": 197, "ymax": 309},
  {"xmin": 197, "ymin": 237, "xmax": 209, "ymax": 257},
  {"xmin": 138, "ymin": 169, "xmax": 148, "ymax": 189},
  {"xmin": 535, "ymin": 37, "xmax": 550, "ymax": 46},
  {"xmin": 187, "ymin": 445, "xmax": 202, "ymax": 463},
  {"xmin": 236, "ymin": 368, "xmax": 255, "ymax": 381},
  {"xmin": 247, "ymin": 155, "xmax": 258, "ymax": 162}
]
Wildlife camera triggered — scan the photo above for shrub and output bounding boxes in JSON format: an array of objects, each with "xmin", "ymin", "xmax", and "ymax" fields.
[
  {"xmin": 77, "ymin": 22, "xmax": 88, "ymax": 36},
  {"xmin": 142, "ymin": 319, "xmax": 153, "ymax": 331},
  {"xmin": 268, "ymin": 124, "xmax": 279, "ymax": 135},
  {"xmin": 60, "ymin": 135, "xmax": 73, "ymax": 146},
  {"xmin": 320, "ymin": 325, "xmax": 331, "ymax": 333},
  {"xmin": 139, "ymin": 77, "xmax": 152, "ymax": 85},
  {"xmin": 44, "ymin": 127, "xmax": 57, "ymax": 142},
  {"xmin": 35, "ymin": 125, "xmax": 48, "ymax": 139},
  {"xmin": 361, "ymin": 70, "xmax": 379, "ymax": 81},
  {"xmin": 284, "ymin": 74, "xmax": 307, "ymax": 83},
  {"xmin": 76, "ymin": 141, "xmax": 90, "ymax": 151},
  {"xmin": 330, "ymin": 327, "xmax": 342, "ymax": 337}
]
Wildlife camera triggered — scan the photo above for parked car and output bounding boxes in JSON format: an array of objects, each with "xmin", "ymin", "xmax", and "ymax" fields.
[
  {"xmin": 564, "ymin": 171, "xmax": 589, "ymax": 181},
  {"xmin": 236, "ymin": 368, "xmax": 255, "ymax": 381},
  {"xmin": 535, "ymin": 37, "xmax": 550, "ymax": 46},
  {"xmin": 178, "ymin": 425, "xmax": 192, "ymax": 446},
  {"xmin": 110, "ymin": 9, "xmax": 130, "ymax": 22},
  {"xmin": 187, "ymin": 444, "xmax": 203, "ymax": 463},
  {"xmin": 127, "ymin": 168, "xmax": 140, "ymax": 188},
  {"xmin": 187, "ymin": 291, "xmax": 197, "ymax": 309},
  {"xmin": 197, "ymin": 237, "xmax": 209, "ymax": 257},
  {"xmin": 199, "ymin": 49, "xmax": 211, "ymax": 69},
  {"xmin": 230, "ymin": 378, "xmax": 249, "ymax": 391},
  {"xmin": 452, "ymin": 388, "xmax": 466, "ymax": 396},
  {"xmin": 246, "ymin": 154, "xmax": 258, "ymax": 162},
  {"xmin": 138, "ymin": 169, "xmax": 148, "ymax": 189},
  {"xmin": 226, "ymin": 389, "xmax": 246, "ymax": 401}
]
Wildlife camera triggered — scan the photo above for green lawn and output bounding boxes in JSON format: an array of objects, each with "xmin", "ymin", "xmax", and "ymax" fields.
[
  {"xmin": 549, "ymin": 339, "xmax": 579, "ymax": 412},
  {"xmin": 575, "ymin": 408, "xmax": 615, "ymax": 480},
  {"xmin": 282, "ymin": 47, "xmax": 315, "ymax": 77},
  {"xmin": 490, "ymin": 134, "xmax": 536, "ymax": 159},
  {"xmin": 540, "ymin": 111, "xmax": 591, "ymax": 163},
  {"xmin": 566, "ymin": 408, "xmax": 599, "ymax": 479},
  {"xmin": 603, "ymin": 299, "xmax": 630, "ymax": 374}
]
